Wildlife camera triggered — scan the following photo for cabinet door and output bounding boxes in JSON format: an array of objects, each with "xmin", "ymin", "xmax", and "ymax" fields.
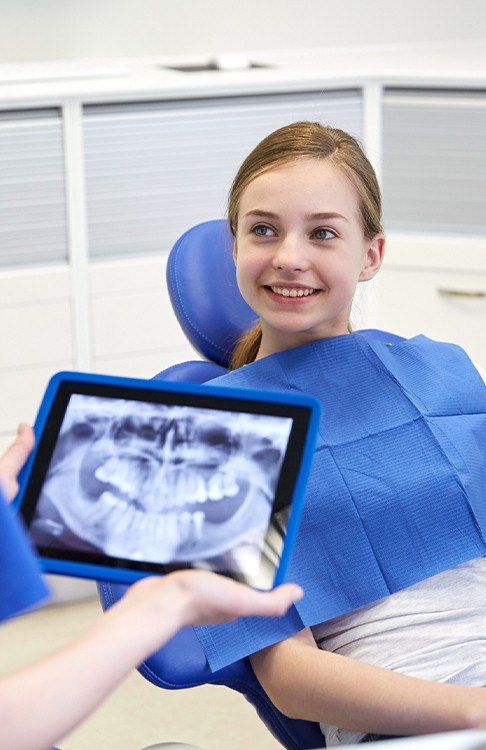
[
  {"xmin": 89, "ymin": 255, "xmax": 193, "ymax": 377},
  {"xmin": 0, "ymin": 268, "xmax": 74, "ymax": 435},
  {"xmin": 83, "ymin": 89, "xmax": 363, "ymax": 260},
  {"xmin": 0, "ymin": 108, "xmax": 67, "ymax": 267},
  {"xmin": 382, "ymin": 89, "xmax": 486, "ymax": 235},
  {"xmin": 0, "ymin": 109, "xmax": 73, "ymax": 443}
]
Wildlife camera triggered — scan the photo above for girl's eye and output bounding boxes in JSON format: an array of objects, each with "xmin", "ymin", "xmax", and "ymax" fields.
[
  {"xmin": 313, "ymin": 228, "xmax": 336, "ymax": 240},
  {"xmin": 252, "ymin": 224, "xmax": 275, "ymax": 237}
]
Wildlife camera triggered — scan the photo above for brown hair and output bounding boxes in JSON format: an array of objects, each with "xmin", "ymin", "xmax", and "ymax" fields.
[{"xmin": 228, "ymin": 121, "xmax": 383, "ymax": 370}]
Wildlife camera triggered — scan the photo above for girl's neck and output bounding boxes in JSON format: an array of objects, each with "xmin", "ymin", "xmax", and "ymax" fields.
[{"xmin": 256, "ymin": 327, "xmax": 351, "ymax": 361}]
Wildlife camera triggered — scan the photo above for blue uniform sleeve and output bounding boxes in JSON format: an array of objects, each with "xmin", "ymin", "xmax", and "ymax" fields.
[{"xmin": 0, "ymin": 487, "xmax": 50, "ymax": 621}]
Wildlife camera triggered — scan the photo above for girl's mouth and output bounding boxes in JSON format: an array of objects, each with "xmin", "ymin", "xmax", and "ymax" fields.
[
  {"xmin": 265, "ymin": 285, "xmax": 319, "ymax": 301},
  {"xmin": 270, "ymin": 285, "xmax": 317, "ymax": 297}
]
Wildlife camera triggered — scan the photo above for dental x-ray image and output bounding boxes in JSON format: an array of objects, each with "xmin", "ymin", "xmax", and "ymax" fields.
[{"xmin": 29, "ymin": 394, "xmax": 293, "ymax": 577}]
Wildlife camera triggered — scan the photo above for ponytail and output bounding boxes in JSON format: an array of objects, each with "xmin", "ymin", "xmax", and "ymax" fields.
[{"xmin": 230, "ymin": 322, "xmax": 262, "ymax": 370}]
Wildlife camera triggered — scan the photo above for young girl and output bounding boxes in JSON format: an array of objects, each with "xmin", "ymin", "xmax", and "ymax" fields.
[{"xmin": 194, "ymin": 121, "xmax": 486, "ymax": 745}]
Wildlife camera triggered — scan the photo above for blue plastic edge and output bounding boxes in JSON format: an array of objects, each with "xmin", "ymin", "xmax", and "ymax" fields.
[{"xmin": 13, "ymin": 370, "xmax": 321, "ymax": 589}]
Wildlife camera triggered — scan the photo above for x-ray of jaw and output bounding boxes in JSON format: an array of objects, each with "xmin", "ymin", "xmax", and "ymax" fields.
[{"xmin": 30, "ymin": 395, "xmax": 293, "ymax": 575}]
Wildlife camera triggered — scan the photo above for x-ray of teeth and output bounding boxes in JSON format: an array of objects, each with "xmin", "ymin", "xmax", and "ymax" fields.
[{"xmin": 30, "ymin": 394, "xmax": 293, "ymax": 575}]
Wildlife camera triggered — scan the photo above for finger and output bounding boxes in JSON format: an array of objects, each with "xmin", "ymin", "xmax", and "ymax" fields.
[
  {"xmin": 221, "ymin": 581, "xmax": 303, "ymax": 621},
  {"xmin": 1, "ymin": 423, "xmax": 35, "ymax": 473},
  {"xmin": 244, "ymin": 583, "xmax": 304, "ymax": 617},
  {"xmin": 0, "ymin": 423, "xmax": 35, "ymax": 501},
  {"xmin": 273, "ymin": 582, "xmax": 304, "ymax": 605}
]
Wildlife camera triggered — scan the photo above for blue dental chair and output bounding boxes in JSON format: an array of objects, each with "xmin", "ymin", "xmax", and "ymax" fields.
[{"xmin": 98, "ymin": 219, "xmax": 405, "ymax": 750}]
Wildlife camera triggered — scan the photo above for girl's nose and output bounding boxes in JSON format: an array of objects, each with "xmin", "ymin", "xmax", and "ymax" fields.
[{"xmin": 272, "ymin": 235, "xmax": 308, "ymax": 272}]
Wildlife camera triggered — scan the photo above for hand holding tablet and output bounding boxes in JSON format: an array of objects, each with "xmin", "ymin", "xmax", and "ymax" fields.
[{"xmin": 15, "ymin": 372, "xmax": 320, "ymax": 589}]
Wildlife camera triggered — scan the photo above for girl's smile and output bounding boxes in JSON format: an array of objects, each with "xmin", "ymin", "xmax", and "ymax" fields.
[
  {"xmin": 265, "ymin": 284, "xmax": 319, "ymax": 302},
  {"xmin": 233, "ymin": 159, "xmax": 384, "ymax": 359}
]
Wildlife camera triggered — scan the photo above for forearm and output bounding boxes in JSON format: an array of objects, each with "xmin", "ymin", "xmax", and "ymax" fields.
[
  {"xmin": 0, "ymin": 571, "xmax": 301, "ymax": 750},
  {"xmin": 0, "ymin": 580, "xmax": 182, "ymax": 750},
  {"xmin": 251, "ymin": 633, "xmax": 484, "ymax": 736}
]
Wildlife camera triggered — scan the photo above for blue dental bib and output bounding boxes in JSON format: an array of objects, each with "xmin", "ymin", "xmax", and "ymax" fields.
[{"xmin": 195, "ymin": 334, "xmax": 486, "ymax": 671}]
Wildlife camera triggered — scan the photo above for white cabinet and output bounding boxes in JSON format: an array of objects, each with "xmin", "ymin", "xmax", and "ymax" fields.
[
  {"xmin": 378, "ymin": 88, "xmax": 486, "ymax": 367},
  {"xmin": 382, "ymin": 88, "xmax": 486, "ymax": 235}
]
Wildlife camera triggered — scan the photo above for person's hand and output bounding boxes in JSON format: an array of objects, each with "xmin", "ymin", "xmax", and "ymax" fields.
[
  {"xmin": 120, "ymin": 569, "xmax": 303, "ymax": 651},
  {"xmin": 167, "ymin": 569, "xmax": 304, "ymax": 626},
  {"xmin": 0, "ymin": 423, "xmax": 35, "ymax": 501}
]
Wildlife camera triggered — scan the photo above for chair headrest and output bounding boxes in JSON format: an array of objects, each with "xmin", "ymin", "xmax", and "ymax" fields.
[{"xmin": 166, "ymin": 220, "xmax": 258, "ymax": 368}]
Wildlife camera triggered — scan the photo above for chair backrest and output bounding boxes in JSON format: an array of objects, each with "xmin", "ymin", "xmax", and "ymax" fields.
[
  {"xmin": 165, "ymin": 219, "xmax": 257, "ymax": 369},
  {"xmin": 99, "ymin": 219, "xmax": 404, "ymax": 750}
]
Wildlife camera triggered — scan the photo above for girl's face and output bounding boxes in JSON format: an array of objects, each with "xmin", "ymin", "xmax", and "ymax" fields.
[{"xmin": 234, "ymin": 159, "xmax": 384, "ymax": 358}]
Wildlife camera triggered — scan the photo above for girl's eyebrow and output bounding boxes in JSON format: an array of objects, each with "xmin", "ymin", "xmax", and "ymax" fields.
[
  {"xmin": 307, "ymin": 212, "xmax": 349, "ymax": 223},
  {"xmin": 242, "ymin": 210, "xmax": 279, "ymax": 219},
  {"xmin": 243, "ymin": 209, "xmax": 349, "ymax": 223}
]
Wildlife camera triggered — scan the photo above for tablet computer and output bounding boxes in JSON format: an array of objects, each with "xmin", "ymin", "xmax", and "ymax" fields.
[{"xmin": 15, "ymin": 371, "xmax": 319, "ymax": 589}]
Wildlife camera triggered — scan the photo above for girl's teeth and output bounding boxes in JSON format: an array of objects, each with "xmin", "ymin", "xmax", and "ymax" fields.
[{"xmin": 271, "ymin": 286, "xmax": 314, "ymax": 297}]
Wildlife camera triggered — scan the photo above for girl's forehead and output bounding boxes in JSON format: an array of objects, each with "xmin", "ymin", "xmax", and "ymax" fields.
[{"xmin": 238, "ymin": 159, "xmax": 361, "ymax": 215}]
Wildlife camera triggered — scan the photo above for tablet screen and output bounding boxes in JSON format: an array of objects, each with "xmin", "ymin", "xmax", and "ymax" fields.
[{"xmin": 18, "ymin": 375, "xmax": 318, "ymax": 588}]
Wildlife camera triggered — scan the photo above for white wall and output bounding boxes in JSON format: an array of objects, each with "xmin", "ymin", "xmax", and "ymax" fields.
[{"xmin": 0, "ymin": 0, "xmax": 485, "ymax": 63}]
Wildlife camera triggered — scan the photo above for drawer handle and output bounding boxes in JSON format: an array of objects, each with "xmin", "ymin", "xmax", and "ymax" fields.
[{"xmin": 437, "ymin": 287, "xmax": 486, "ymax": 299}]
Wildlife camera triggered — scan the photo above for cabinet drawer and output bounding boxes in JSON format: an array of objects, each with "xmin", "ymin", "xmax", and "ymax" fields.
[{"xmin": 378, "ymin": 267, "xmax": 486, "ymax": 366}]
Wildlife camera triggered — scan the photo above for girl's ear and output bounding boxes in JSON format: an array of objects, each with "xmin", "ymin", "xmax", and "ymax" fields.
[
  {"xmin": 232, "ymin": 240, "xmax": 238, "ymax": 264},
  {"xmin": 359, "ymin": 235, "xmax": 385, "ymax": 282}
]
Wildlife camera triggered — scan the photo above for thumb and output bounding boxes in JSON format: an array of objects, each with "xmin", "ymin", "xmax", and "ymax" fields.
[{"xmin": 0, "ymin": 423, "xmax": 35, "ymax": 501}]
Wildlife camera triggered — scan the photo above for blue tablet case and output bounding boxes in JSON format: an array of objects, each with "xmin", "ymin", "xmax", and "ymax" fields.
[{"xmin": 14, "ymin": 371, "xmax": 320, "ymax": 588}]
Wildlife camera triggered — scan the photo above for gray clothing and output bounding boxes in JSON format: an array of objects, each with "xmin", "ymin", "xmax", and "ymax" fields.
[{"xmin": 312, "ymin": 557, "xmax": 486, "ymax": 746}]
